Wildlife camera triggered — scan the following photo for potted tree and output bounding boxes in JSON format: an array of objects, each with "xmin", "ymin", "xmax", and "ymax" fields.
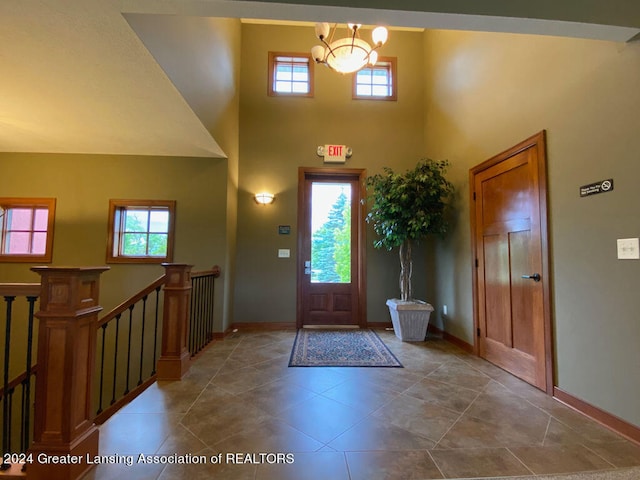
[{"xmin": 365, "ymin": 159, "xmax": 454, "ymax": 341}]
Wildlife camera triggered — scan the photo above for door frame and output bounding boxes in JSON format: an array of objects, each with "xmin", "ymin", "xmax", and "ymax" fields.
[
  {"xmin": 469, "ymin": 130, "xmax": 554, "ymax": 394},
  {"xmin": 296, "ymin": 167, "xmax": 367, "ymax": 329}
]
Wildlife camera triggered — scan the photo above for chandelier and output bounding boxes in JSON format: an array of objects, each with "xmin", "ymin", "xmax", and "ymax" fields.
[{"xmin": 311, "ymin": 23, "xmax": 389, "ymax": 74}]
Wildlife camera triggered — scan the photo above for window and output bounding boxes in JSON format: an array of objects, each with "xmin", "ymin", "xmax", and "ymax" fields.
[
  {"xmin": 353, "ymin": 57, "xmax": 397, "ymax": 100},
  {"xmin": 107, "ymin": 200, "xmax": 175, "ymax": 264},
  {"xmin": 268, "ymin": 52, "xmax": 314, "ymax": 97},
  {"xmin": 0, "ymin": 198, "xmax": 56, "ymax": 263}
]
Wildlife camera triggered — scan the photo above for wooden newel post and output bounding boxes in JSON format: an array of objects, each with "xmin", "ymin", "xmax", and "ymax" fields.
[
  {"xmin": 157, "ymin": 263, "xmax": 193, "ymax": 380},
  {"xmin": 28, "ymin": 266, "xmax": 109, "ymax": 480}
]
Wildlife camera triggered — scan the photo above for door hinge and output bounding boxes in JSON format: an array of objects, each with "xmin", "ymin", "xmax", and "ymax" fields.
[{"xmin": 477, "ymin": 327, "xmax": 481, "ymax": 337}]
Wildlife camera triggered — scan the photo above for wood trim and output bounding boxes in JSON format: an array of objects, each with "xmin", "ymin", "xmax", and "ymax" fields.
[
  {"xmin": 268, "ymin": 51, "xmax": 314, "ymax": 98},
  {"xmin": 427, "ymin": 324, "xmax": 474, "ymax": 353},
  {"xmin": 229, "ymin": 322, "xmax": 297, "ymax": 332},
  {"xmin": 191, "ymin": 265, "xmax": 221, "ymax": 278},
  {"xmin": 352, "ymin": 56, "xmax": 397, "ymax": 101},
  {"xmin": 0, "ymin": 364, "xmax": 38, "ymax": 398},
  {"xmin": 0, "ymin": 197, "xmax": 56, "ymax": 263},
  {"xmin": 106, "ymin": 199, "xmax": 176, "ymax": 264},
  {"xmin": 296, "ymin": 168, "xmax": 367, "ymax": 329},
  {"xmin": 469, "ymin": 130, "xmax": 553, "ymax": 394},
  {"xmin": 97, "ymin": 274, "xmax": 166, "ymax": 328},
  {"xmin": 553, "ymin": 387, "xmax": 640, "ymax": 445},
  {"xmin": 0, "ymin": 283, "xmax": 40, "ymax": 297}
]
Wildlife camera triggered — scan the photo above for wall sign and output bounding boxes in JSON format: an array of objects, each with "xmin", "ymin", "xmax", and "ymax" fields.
[
  {"xmin": 580, "ymin": 179, "xmax": 613, "ymax": 197},
  {"xmin": 278, "ymin": 225, "xmax": 291, "ymax": 235},
  {"xmin": 316, "ymin": 145, "xmax": 353, "ymax": 163}
]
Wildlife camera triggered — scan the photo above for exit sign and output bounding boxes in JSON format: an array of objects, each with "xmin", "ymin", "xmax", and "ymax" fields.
[{"xmin": 324, "ymin": 144, "xmax": 347, "ymax": 163}]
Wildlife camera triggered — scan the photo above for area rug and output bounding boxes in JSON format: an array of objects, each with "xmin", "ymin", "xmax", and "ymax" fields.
[{"xmin": 288, "ymin": 329, "xmax": 403, "ymax": 367}]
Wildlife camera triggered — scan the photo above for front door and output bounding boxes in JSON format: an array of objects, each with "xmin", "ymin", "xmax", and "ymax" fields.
[
  {"xmin": 297, "ymin": 168, "xmax": 366, "ymax": 328},
  {"xmin": 470, "ymin": 131, "xmax": 553, "ymax": 392}
]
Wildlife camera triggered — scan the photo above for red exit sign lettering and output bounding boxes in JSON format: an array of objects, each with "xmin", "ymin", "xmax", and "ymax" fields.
[{"xmin": 324, "ymin": 144, "xmax": 346, "ymax": 163}]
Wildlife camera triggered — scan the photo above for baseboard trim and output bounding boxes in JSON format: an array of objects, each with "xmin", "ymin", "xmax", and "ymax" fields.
[
  {"xmin": 229, "ymin": 322, "xmax": 297, "ymax": 331},
  {"xmin": 428, "ymin": 324, "xmax": 474, "ymax": 353},
  {"xmin": 553, "ymin": 387, "xmax": 640, "ymax": 445}
]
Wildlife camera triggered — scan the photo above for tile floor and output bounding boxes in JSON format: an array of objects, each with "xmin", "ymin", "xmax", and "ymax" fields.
[{"xmin": 81, "ymin": 329, "xmax": 640, "ymax": 480}]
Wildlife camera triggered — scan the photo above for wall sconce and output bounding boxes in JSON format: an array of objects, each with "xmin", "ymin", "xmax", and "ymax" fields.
[{"xmin": 254, "ymin": 192, "xmax": 275, "ymax": 205}]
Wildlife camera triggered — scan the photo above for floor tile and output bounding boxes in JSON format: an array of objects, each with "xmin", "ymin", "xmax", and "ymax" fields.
[
  {"xmin": 430, "ymin": 447, "xmax": 532, "ymax": 478},
  {"xmin": 80, "ymin": 329, "xmax": 637, "ymax": 480},
  {"xmin": 509, "ymin": 444, "xmax": 614, "ymax": 474},
  {"xmin": 372, "ymin": 394, "xmax": 460, "ymax": 442},
  {"xmin": 404, "ymin": 377, "xmax": 480, "ymax": 413},
  {"xmin": 276, "ymin": 394, "xmax": 370, "ymax": 444},
  {"xmin": 328, "ymin": 416, "xmax": 436, "ymax": 451},
  {"xmin": 346, "ymin": 450, "xmax": 444, "ymax": 480},
  {"xmin": 256, "ymin": 451, "xmax": 349, "ymax": 480}
]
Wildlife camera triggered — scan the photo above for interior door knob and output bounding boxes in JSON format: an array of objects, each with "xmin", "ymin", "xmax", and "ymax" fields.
[{"xmin": 521, "ymin": 273, "xmax": 541, "ymax": 282}]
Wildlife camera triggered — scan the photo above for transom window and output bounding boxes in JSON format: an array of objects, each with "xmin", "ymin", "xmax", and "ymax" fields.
[
  {"xmin": 268, "ymin": 52, "xmax": 314, "ymax": 97},
  {"xmin": 353, "ymin": 57, "xmax": 397, "ymax": 100},
  {"xmin": 107, "ymin": 200, "xmax": 175, "ymax": 264},
  {"xmin": 0, "ymin": 198, "xmax": 56, "ymax": 263}
]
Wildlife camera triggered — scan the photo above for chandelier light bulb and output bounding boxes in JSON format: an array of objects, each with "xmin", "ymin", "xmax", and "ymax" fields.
[
  {"xmin": 315, "ymin": 22, "xmax": 330, "ymax": 40},
  {"xmin": 311, "ymin": 22, "xmax": 389, "ymax": 74},
  {"xmin": 372, "ymin": 26, "xmax": 388, "ymax": 46}
]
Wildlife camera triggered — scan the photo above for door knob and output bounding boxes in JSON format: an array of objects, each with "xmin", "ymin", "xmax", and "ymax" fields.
[{"xmin": 521, "ymin": 273, "xmax": 541, "ymax": 282}]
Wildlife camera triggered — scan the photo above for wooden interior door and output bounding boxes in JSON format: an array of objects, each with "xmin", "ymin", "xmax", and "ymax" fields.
[
  {"xmin": 471, "ymin": 131, "xmax": 553, "ymax": 392},
  {"xmin": 297, "ymin": 168, "xmax": 366, "ymax": 328}
]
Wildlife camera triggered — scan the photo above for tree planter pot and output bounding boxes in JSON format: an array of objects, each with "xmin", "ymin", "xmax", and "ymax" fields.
[{"xmin": 386, "ymin": 299, "xmax": 435, "ymax": 342}]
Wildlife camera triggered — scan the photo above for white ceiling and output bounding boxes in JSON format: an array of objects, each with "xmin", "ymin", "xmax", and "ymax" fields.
[{"xmin": 2, "ymin": 0, "xmax": 639, "ymax": 158}]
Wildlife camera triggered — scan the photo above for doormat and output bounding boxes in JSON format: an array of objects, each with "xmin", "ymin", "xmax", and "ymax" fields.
[{"xmin": 288, "ymin": 329, "xmax": 403, "ymax": 367}]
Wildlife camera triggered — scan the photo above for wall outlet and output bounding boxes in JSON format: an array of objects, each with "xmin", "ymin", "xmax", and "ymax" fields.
[
  {"xmin": 617, "ymin": 238, "xmax": 639, "ymax": 260},
  {"xmin": 278, "ymin": 249, "xmax": 290, "ymax": 258}
]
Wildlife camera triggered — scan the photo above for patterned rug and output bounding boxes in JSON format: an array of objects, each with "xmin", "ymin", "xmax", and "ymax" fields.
[{"xmin": 288, "ymin": 329, "xmax": 403, "ymax": 367}]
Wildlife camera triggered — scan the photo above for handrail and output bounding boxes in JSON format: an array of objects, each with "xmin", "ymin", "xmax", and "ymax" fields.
[
  {"xmin": 0, "ymin": 283, "xmax": 40, "ymax": 297},
  {"xmin": 191, "ymin": 265, "xmax": 221, "ymax": 278},
  {"xmin": 97, "ymin": 274, "xmax": 166, "ymax": 328},
  {"xmin": 0, "ymin": 365, "xmax": 39, "ymax": 398}
]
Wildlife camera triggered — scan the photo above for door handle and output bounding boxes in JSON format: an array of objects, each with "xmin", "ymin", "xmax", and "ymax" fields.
[
  {"xmin": 304, "ymin": 260, "xmax": 311, "ymax": 275},
  {"xmin": 521, "ymin": 273, "xmax": 541, "ymax": 282}
]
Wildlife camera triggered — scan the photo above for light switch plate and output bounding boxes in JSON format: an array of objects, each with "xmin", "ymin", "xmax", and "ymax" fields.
[
  {"xmin": 278, "ymin": 249, "xmax": 290, "ymax": 258},
  {"xmin": 617, "ymin": 238, "xmax": 639, "ymax": 259}
]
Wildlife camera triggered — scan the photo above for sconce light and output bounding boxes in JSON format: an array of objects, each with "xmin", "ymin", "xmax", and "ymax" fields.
[{"xmin": 254, "ymin": 192, "xmax": 275, "ymax": 205}]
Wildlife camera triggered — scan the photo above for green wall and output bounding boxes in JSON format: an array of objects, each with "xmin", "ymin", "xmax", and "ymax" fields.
[
  {"xmin": 423, "ymin": 30, "xmax": 640, "ymax": 426},
  {"xmin": 235, "ymin": 24, "xmax": 430, "ymax": 325},
  {"xmin": 0, "ymin": 153, "xmax": 229, "ymax": 318}
]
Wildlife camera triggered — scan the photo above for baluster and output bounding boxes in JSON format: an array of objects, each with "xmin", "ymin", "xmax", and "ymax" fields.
[
  {"xmin": 22, "ymin": 295, "xmax": 37, "ymax": 452},
  {"xmin": 138, "ymin": 295, "xmax": 148, "ymax": 386},
  {"xmin": 96, "ymin": 323, "xmax": 108, "ymax": 414},
  {"xmin": 208, "ymin": 275, "xmax": 214, "ymax": 343},
  {"xmin": 2, "ymin": 295, "xmax": 15, "ymax": 470},
  {"xmin": 189, "ymin": 281, "xmax": 194, "ymax": 355},
  {"xmin": 196, "ymin": 277, "xmax": 202, "ymax": 353},
  {"xmin": 110, "ymin": 314, "xmax": 121, "ymax": 405},
  {"xmin": 7, "ymin": 388, "xmax": 14, "ymax": 455},
  {"xmin": 124, "ymin": 305, "xmax": 134, "ymax": 395},
  {"xmin": 151, "ymin": 287, "xmax": 160, "ymax": 375}
]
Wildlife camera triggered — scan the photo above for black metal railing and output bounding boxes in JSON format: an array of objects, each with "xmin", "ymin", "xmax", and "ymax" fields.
[
  {"xmin": 189, "ymin": 266, "xmax": 221, "ymax": 356},
  {"xmin": 0, "ymin": 283, "xmax": 40, "ymax": 469},
  {"xmin": 94, "ymin": 276, "xmax": 164, "ymax": 423}
]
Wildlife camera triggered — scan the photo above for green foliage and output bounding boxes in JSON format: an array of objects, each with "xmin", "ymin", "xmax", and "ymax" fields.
[
  {"xmin": 122, "ymin": 215, "xmax": 168, "ymax": 257},
  {"xmin": 311, "ymin": 191, "xmax": 350, "ymax": 283},
  {"xmin": 365, "ymin": 159, "xmax": 454, "ymax": 300},
  {"xmin": 365, "ymin": 159, "xmax": 454, "ymax": 251}
]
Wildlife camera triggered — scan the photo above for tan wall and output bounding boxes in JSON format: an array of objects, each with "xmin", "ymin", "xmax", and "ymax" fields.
[
  {"xmin": 423, "ymin": 30, "xmax": 640, "ymax": 426},
  {"xmin": 235, "ymin": 24, "xmax": 429, "ymax": 324},
  {"xmin": 124, "ymin": 15, "xmax": 243, "ymax": 330}
]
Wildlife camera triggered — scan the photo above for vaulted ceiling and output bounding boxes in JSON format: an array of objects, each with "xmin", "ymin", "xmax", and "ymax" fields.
[{"xmin": 2, "ymin": 0, "xmax": 639, "ymax": 158}]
